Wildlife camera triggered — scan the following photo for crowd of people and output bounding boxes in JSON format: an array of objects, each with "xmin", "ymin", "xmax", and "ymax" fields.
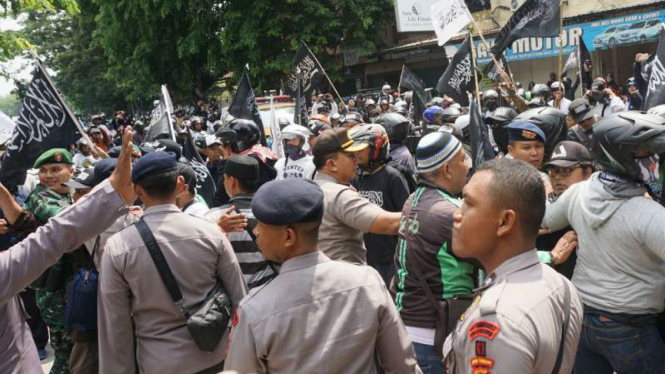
[{"xmin": 1, "ymin": 49, "xmax": 665, "ymax": 374}]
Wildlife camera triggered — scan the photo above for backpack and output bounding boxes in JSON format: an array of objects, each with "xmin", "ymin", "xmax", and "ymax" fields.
[{"xmin": 64, "ymin": 236, "xmax": 99, "ymax": 331}]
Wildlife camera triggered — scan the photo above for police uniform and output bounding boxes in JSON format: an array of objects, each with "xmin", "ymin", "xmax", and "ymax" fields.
[
  {"xmin": 23, "ymin": 148, "xmax": 75, "ymax": 374},
  {"xmin": 312, "ymin": 129, "xmax": 383, "ymax": 264},
  {"xmin": 97, "ymin": 152, "xmax": 247, "ymax": 374},
  {"xmin": 443, "ymin": 250, "xmax": 584, "ymax": 374},
  {"xmin": 1, "ymin": 179, "xmax": 128, "ymax": 374},
  {"xmin": 224, "ymin": 179, "xmax": 422, "ymax": 374}
]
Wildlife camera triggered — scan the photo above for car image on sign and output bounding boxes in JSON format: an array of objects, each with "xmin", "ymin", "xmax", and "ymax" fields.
[{"xmin": 594, "ymin": 20, "xmax": 665, "ymax": 50}]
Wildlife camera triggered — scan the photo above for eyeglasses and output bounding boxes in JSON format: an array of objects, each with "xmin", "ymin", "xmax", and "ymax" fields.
[{"xmin": 548, "ymin": 165, "xmax": 581, "ymax": 178}]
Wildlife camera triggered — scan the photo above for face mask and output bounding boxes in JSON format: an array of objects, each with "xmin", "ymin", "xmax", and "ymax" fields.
[
  {"xmin": 485, "ymin": 102, "xmax": 497, "ymax": 112},
  {"xmin": 636, "ymin": 155, "xmax": 660, "ymax": 185},
  {"xmin": 285, "ymin": 144, "xmax": 303, "ymax": 160},
  {"xmin": 591, "ymin": 91, "xmax": 604, "ymax": 102}
]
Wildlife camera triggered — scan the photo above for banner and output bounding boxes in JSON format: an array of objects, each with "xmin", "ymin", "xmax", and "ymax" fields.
[
  {"xmin": 145, "ymin": 86, "xmax": 176, "ymax": 142},
  {"xmin": 468, "ymin": 96, "xmax": 494, "ymax": 171},
  {"xmin": 482, "ymin": 54, "xmax": 512, "ymax": 83},
  {"xmin": 437, "ymin": 33, "xmax": 474, "ymax": 106},
  {"xmin": 284, "ymin": 42, "xmax": 324, "ymax": 100},
  {"xmin": 470, "ymin": 9, "xmax": 665, "ymax": 64},
  {"xmin": 577, "ymin": 38, "xmax": 592, "ymax": 93},
  {"xmin": 644, "ymin": 33, "xmax": 665, "ymax": 110},
  {"xmin": 490, "ymin": 0, "xmax": 561, "ymax": 57},
  {"xmin": 399, "ymin": 65, "xmax": 427, "ymax": 126},
  {"xmin": 183, "ymin": 129, "xmax": 216, "ymax": 206},
  {"xmin": 430, "ymin": 0, "xmax": 472, "ymax": 47},
  {"xmin": 0, "ymin": 61, "xmax": 81, "ymax": 191},
  {"xmin": 228, "ymin": 70, "xmax": 267, "ymax": 146},
  {"xmin": 293, "ymin": 74, "xmax": 309, "ymax": 126}
]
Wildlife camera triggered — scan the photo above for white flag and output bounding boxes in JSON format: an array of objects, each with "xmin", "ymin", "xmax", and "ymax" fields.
[
  {"xmin": 562, "ymin": 50, "xmax": 578, "ymax": 76},
  {"xmin": 431, "ymin": 0, "xmax": 473, "ymax": 47}
]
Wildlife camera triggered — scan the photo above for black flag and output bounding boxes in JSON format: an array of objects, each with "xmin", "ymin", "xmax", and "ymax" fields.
[
  {"xmin": 644, "ymin": 33, "xmax": 665, "ymax": 110},
  {"xmin": 577, "ymin": 38, "xmax": 592, "ymax": 94},
  {"xmin": 144, "ymin": 111, "xmax": 173, "ymax": 142},
  {"xmin": 490, "ymin": 0, "xmax": 561, "ymax": 56},
  {"xmin": 482, "ymin": 54, "xmax": 512, "ymax": 83},
  {"xmin": 468, "ymin": 96, "xmax": 495, "ymax": 171},
  {"xmin": 293, "ymin": 74, "xmax": 309, "ymax": 126},
  {"xmin": 228, "ymin": 69, "xmax": 266, "ymax": 146},
  {"xmin": 437, "ymin": 33, "xmax": 475, "ymax": 106},
  {"xmin": 284, "ymin": 41, "xmax": 324, "ymax": 100},
  {"xmin": 0, "ymin": 60, "xmax": 80, "ymax": 191},
  {"xmin": 183, "ymin": 129, "xmax": 216, "ymax": 206},
  {"xmin": 399, "ymin": 66, "xmax": 428, "ymax": 127}
]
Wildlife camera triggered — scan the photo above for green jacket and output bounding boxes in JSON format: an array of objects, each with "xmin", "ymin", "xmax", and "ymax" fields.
[{"xmin": 23, "ymin": 184, "xmax": 71, "ymax": 224}]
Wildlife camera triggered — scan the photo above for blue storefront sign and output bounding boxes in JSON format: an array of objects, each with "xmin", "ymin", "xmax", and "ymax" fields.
[{"xmin": 466, "ymin": 9, "xmax": 665, "ymax": 64}]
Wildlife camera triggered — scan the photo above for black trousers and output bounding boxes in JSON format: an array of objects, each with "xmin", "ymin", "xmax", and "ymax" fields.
[{"xmin": 20, "ymin": 288, "xmax": 49, "ymax": 350}]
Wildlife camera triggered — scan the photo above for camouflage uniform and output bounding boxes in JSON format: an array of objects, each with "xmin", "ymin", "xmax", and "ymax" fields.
[{"xmin": 24, "ymin": 184, "xmax": 72, "ymax": 374}]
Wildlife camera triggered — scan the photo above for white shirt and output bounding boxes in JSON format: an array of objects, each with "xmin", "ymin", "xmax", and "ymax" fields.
[
  {"xmin": 73, "ymin": 153, "xmax": 96, "ymax": 169},
  {"xmin": 591, "ymin": 96, "xmax": 625, "ymax": 118},
  {"xmin": 548, "ymin": 98, "xmax": 571, "ymax": 115},
  {"xmin": 275, "ymin": 155, "xmax": 316, "ymax": 180}
]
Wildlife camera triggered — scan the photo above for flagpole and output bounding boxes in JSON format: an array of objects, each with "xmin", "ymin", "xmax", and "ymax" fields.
[
  {"xmin": 301, "ymin": 41, "xmax": 347, "ymax": 112},
  {"xmin": 397, "ymin": 66, "xmax": 405, "ymax": 94},
  {"xmin": 577, "ymin": 40, "xmax": 584, "ymax": 97},
  {"xmin": 557, "ymin": 0, "xmax": 565, "ymax": 83},
  {"xmin": 468, "ymin": 33, "xmax": 484, "ymax": 109},
  {"xmin": 464, "ymin": 9, "xmax": 515, "ymax": 87},
  {"xmin": 27, "ymin": 50, "xmax": 98, "ymax": 156}
]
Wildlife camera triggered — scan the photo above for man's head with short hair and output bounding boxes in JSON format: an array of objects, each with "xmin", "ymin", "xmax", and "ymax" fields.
[{"xmin": 452, "ymin": 159, "xmax": 545, "ymax": 273}]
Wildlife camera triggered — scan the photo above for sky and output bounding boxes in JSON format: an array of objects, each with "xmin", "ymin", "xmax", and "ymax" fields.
[{"xmin": 0, "ymin": 16, "xmax": 31, "ymax": 97}]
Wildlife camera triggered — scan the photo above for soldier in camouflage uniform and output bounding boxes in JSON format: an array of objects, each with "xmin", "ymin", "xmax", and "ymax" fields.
[{"xmin": 24, "ymin": 148, "xmax": 74, "ymax": 374}]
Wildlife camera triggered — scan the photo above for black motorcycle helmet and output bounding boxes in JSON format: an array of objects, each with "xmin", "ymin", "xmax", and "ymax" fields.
[
  {"xmin": 228, "ymin": 119, "xmax": 261, "ymax": 153},
  {"xmin": 378, "ymin": 112, "xmax": 410, "ymax": 144},
  {"xmin": 393, "ymin": 101, "xmax": 408, "ymax": 116},
  {"xmin": 486, "ymin": 107, "xmax": 518, "ymax": 154},
  {"xmin": 441, "ymin": 107, "xmax": 463, "ymax": 124},
  {"xmin": 514, "ymin": 107, "xmax": 567, "ymax": 161},
  {"xmin": 593, "ymin": 111, "xmax": 665, "ymax": 181}
]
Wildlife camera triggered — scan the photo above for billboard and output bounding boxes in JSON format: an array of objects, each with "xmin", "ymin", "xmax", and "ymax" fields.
[
  {"xmin": 394, "ymin": 0, "xmax": 438, "ymax": 32},
  {"xmin": 461, "ymin": 9, "xmax": 665, "ymax": 64}
]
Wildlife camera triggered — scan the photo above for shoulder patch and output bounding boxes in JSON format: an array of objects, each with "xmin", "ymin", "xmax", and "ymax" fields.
[
  {"xmin": 468, "ymin": 320, "xmax": 501, "ymax": 341},
  {"xmin": 470, "ymin": 356, "xmax": 494, "ymax": 374}
]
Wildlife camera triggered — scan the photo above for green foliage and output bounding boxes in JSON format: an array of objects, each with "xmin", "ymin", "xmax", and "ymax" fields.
[
  {"xmin": 21, "ymin": 0, "xmax": 128, "ymax": 112},
  {"xmin": 93, "ymin": 0, "xmax": 227, "ymax": 101},
  {"xmin": 0, "ymin": 92, "xmax": 20, "ymax": 116},
  {"xmin": 219, "ymin": 0, "xmax": 393, "ymax": 90}
]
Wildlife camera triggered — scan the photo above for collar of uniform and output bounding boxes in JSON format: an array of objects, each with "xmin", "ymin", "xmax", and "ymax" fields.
[
  {"xmin": 313, "ymin": 171, "xmax": 342, "ymax": 184},
  {"xmin": 279, "ymin": 251, "xmax": 330, "ymax": 274},
  {"xmin": 142, "ymin": 204, "xmax": 181, "ymax": 216},
  {"xmin": 485, "ymin": 249, "xmax": 540, "ymax": 285},
  {"xmin": 229, "ymin": 195, "xmax": 253, "ymax": 204}
]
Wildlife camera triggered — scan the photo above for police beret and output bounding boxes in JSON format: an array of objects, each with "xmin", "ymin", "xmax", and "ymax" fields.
[
  {"xmin": 507, "ymin": 121, "xmax": 546, "ymax": 143},
  {"xmin": 225, "ymin": 155, "xmax": 259, "ymax": 181},
  {"xmin": 131, "ymin": 151, "xmax": 178, "ymax": 183},
  {"xmin": 34, "ymin": 148, "xmax": 73, "ymax": 168},
  {"xmin": 252, "ymin": 179, "xmax": 324, "ymax": 226}
]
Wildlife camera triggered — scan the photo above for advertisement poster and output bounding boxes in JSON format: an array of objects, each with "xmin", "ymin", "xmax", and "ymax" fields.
[
  {"xmin": 394, "ymin": 0, "xmax": 438, "ymax": 32},
  {"xmin": 463, "ymin": 9, "xmax": 665, "ymax": 64}
]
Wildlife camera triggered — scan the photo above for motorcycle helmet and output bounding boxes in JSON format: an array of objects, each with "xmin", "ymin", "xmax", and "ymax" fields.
[
  {"xmin": 378, "ymin": 112, "xmax": 410, "ymax": 144},
  {"xmin": 228, "ymin": 119, "xmax": 261, "ymax": 153},
  {"xmin": 423, "ymin": 106, "xmax": 444, "ymax": 124},
  {"xmin": 348, "ymin": 124, "xmax": 390, "ymax": 169}
]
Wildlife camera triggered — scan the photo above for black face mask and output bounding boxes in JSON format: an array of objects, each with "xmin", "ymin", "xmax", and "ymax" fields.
[
  {"xmin": 285, "ymin": 144, "xmax": 304, "ymax": 160},
  {"xmin": 485, "ymin": 101, "xmax": 497, "ymax": 112}
]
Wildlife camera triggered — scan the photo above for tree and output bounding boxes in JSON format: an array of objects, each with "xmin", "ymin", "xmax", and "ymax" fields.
[
  {"xmin": 93, "ymin": 0, "xmax": 227, "ymax": 101},
  {"xmin": 219, "ymin": 0, "xmax": 393, "ymax": 90},
  {"xmin": 21, "ymin": 0, "xmax": 130, "ymax": 113},
  {"xmin": 0, "ymin": 93, "xmax": 20, "ymax": 116},
  {"xmin": 0, "ymin": 0, "xmax": 78, "ymax": 65}
]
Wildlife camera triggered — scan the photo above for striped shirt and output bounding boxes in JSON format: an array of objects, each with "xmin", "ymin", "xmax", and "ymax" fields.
[{"xmin": 205, "ymin": 196, "xmax": 275, "ymax": 289}]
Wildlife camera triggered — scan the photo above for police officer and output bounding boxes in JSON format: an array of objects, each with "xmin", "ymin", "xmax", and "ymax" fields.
[
  {"xmin": 566, "ymin": 99, "xmax": 596, "ymax": 156},
  {"xmin": 0, "ymin": 129, "xmax": 136, "ymax": 374},
  {"xmin": 312, "ymin": 128, "xmax": 402, "ymax": 264},
  {"xmin": 224, "ymin": 178, "xmax": 422, "ymax": 374},
  {"xmin": 444, "ymin": 158, "xmax": 583, "ymax": 374},
  {"xmin": 98, "ymin": 151, "xmax": 247, "ymax": 374}
]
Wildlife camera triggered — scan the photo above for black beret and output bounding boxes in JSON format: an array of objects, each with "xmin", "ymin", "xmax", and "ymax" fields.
[
  {"xmin": 225, "ymin": 155, "xmax": 259, "ymax": 181},
  {"xmin": 131, "ymin": 151, "xmax": 178, "ymax": 183},
  {"xmin": 252, "ymin": 179, "xmax": 324, "ymax": 226},
  {"xmin": 154, "ymin": 139, "xmax": 183, "ymax": 160},
  {"xmin": 93, "ymin": 159, "xmax": 117, "ymax": 185}
]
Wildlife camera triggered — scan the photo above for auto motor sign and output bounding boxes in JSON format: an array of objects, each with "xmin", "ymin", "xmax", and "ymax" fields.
[
  {"xmin": 465, "ymin": 9, "xmax": 665, "ymax": 64},
  {"xmin": 394, "ymin": 0, "xmax": 438, "ymax": 32}
]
